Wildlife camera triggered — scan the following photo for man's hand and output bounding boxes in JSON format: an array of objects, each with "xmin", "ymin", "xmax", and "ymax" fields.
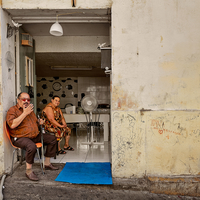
[{"xmin": 23, "ymin": 104, "xmax": 34, "ymax": 116}]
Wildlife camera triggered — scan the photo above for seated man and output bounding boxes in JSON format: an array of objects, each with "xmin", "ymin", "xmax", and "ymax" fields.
[{"xmin": 6, "ymin": 92, "xmax": 58, "ymax": 181}]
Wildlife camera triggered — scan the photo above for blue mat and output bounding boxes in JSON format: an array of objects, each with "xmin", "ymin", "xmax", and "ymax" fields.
[{"xmin": 55, "ymin": 162, "xmax": 112, "ymax": 185}]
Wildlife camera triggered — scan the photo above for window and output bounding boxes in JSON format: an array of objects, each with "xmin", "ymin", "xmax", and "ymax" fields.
[{"xmin": 25, "ymin": 56, "xmax": 33, "ymax": 87}]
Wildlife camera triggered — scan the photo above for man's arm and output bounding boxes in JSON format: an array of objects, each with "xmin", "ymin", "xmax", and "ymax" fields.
[{"xmin": 9, "ymin": 104, "xmax": 34, "ymax": 129}]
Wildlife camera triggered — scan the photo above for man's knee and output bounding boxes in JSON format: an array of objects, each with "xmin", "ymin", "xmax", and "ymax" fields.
[
  {"xmin": 49, "ymin": 135, "xmax": 57, "ymax": 145},
  {"xmin": 27, "ymin": 143, "xmax": 37, "ymax": 153}
]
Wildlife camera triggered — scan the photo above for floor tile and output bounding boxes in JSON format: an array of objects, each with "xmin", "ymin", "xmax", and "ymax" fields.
[{"xmin": 52, "ymin": 129, "xmax": 111, "ymax": 163}]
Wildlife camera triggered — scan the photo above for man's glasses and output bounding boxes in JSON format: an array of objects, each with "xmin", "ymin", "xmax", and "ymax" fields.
[{"xmin": 20, "ymin": 98, "xmax": 31, "ymax": 102}]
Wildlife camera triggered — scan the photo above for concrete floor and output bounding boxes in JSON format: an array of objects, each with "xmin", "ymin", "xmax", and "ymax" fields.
[{"xmin": 2, "ymin": 128, "xmax": 200, "ymax": 199}]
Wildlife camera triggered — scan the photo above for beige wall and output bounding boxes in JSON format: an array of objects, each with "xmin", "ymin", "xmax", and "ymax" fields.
[
  {"xmin": 2, "ymin": 0, "xmax": 200, "ymax": 178},
  {"xmin": 112, "ymin": 0, "xmax": 200, "ymax": 177},
  {"xmin": 0, "ymin": 8, "xmax": 3, "ymax": 174},
  {"xmin": 2, "ymin": 0, "xmax": 112, "ymax": 9},
  {"xmin": 1, "ymin": 8, "xmax": 16, "ymax": 173}
]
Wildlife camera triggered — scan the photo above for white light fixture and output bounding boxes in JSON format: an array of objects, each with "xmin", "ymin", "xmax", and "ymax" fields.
[
  {"xmin": 51, "ymin": 66, "xmax": 93, "ymax": 70},
  {"xmin": 49, "ymin": 15, "xmax": 63, "ymax": 36}
]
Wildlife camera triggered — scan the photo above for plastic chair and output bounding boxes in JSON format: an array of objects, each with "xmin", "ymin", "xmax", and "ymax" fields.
[{"xmin": 4, "ymin": 122, "xmax": 44, "ymax": 176}]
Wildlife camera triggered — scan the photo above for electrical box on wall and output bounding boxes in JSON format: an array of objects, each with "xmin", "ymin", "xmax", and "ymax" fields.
[
  {"xmin": 21, "ymin": 33, "xmax": 33, "ymax": 47},
  {"xmin": 101, "ymin": 47, "xmax": 111, "ymax": 69}
]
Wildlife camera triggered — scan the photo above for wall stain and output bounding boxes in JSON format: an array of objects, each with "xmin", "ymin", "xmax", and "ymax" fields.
[
  {"xmin": 160, "ymin": 36, "xmax": 163, "ymax": 43},
  {"xmin": 113, "ymin": 86, "xmax": 139, "ymax": 110}
]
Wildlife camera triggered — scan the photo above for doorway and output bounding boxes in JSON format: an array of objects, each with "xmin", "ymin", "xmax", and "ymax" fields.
[{"xmin": 9, "ymin": 8, "xmax": 112, "ymax": 163}]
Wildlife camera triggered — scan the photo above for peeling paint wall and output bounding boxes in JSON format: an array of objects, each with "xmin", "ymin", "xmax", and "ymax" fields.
[
  {"xmin": 1, "ymin": 8, "xmax": 16, "ymax": 173},
  {"xmin": 2, "ymin": 0, "xmax": 113, "ymax": 9},
  {"xmin": 112, "ymin": 0, "xmax": 200, "ymax": 177},
  {"xmin": 146, "ymin": 111, "xmax": 200, "ymax": 176},
  {"xmin": 0, "ymin": 8, "xmax": 2, "ymax": 174},
  {"xmin": 112, "ymin": 111, "xmax": 146, "ymax": 177},
  {"xmin": 112, "ymin": 0, "xmax": 200, "ymax": 111},
  {"xmin": 2, "ymin": 0, "xmax": 200, "ymax": 179}
]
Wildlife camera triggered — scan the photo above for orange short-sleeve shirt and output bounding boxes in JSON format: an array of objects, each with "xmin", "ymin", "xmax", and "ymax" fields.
[{"xmin": 6, "ymin": 104, "xmax": 39, "ymax": 139}]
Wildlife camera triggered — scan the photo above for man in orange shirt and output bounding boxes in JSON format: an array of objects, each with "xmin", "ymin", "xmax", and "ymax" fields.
[{"xmin": 6, "ymin": 92, "xmax": 58, "ymax": 181}]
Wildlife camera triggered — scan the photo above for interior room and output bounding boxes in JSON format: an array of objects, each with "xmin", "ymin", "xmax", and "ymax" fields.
[{"xmin": 8, "ymin": 9, "xmax": 112, "ymax": 163}]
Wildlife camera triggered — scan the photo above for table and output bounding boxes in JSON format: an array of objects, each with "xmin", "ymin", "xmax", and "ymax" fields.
[{"xmin": 63, "ymin": 114, "xmax": 110, "ymax": 141}]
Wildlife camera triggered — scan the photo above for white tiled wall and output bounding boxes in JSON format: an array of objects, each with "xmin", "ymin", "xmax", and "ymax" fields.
[{"xmin": 78, "ymin": 77, "xmax": 110, "ymax": 105}]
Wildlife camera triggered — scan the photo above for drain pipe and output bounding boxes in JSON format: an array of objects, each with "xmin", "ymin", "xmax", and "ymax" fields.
[{"xmin": 0, "ymin": 174, "xmax": 6, "ymax": 200}]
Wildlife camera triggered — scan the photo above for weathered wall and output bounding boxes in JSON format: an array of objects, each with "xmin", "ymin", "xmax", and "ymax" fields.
[
  {"xmin": 2, "ymin": 0, "xmax": 112, "ymax": 9},
  {"xmin": 2, "ymin": 0, "xmax": 200, "ymax": 179},
  {"xmin": 112, "ymin": 0, "xmax": 200, "ymax": 177},
  {"xmin": 1, "ymin": 8, "xmax": 16, "ymax": 173},
  {"xmin": 0, "ymin": 8, "xmax": 3, "ymax": 174}
]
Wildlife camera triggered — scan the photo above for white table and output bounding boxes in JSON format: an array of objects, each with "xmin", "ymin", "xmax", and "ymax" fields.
[{"xmin": 63, "ymin": 114, "xmax": 110, "ymax": 141}]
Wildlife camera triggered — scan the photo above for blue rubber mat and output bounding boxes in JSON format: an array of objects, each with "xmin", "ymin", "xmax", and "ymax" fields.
[{"xmin": 55, "ymin": 162, "xmax": 112, "ymax": 185}]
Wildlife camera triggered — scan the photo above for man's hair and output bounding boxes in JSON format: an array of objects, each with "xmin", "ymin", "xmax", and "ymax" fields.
[
  {"xmin": 52, "ymin": 95, "xmax": 60, "ymax": 100},
  {"xmin": 17, "ymin": 92, "xmax": 29, "ymax": 99},
  {"xmin": 17, "ymin": 92, "xmax": 23, "ymax": 99}
]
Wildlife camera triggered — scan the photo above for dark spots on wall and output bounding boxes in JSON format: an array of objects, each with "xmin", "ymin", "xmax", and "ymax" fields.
[
  {"xmin": 42, "ymin": 84, "xmax": 47, "ymax": 89},
  {"xmin": 37, "ymin": 108, "xmax": 41, "ymax": 112},
  {"xmin": 61, "ymin": 92, "xmax": 66, "ymax": 97},
  {"xmin": 74, "ymin": 94, "xmax": 78, "ymax": 98},
  {"xmin": 49, "ymin": 92, "xmax": 53, "ymax": 97},
  {"xmin": 41, "ymin": 78, "xmax": 46, "ymax": 81},
  {"xmin": 37, "ymin": 80, "xmax": 41, "ymax": 82},
  {"xmin": 49, "ymin": 80, "xmax": 53, "ymax": 82},
  {"xmin": 74, "ymin": 80, "xmax": 78, "ymax": 83},
  {"xmin": 53, "ymin": 77, "xmax": 59, "ymax": 80},
  {"xmin": 140, "ymin": 108, "xmax": 151, "ymax": 115},
  {"xmin": 81, "ymin": 93, "xmax": 85, "ymax": 99},
  {"xmin": 37, "ymin": 93, "xmax": 41, "ymax": 97},
  {"xmin": 66, "ymin": 85, "xmax": 73, "ymax": 90},
  {"xmin": 61, "ymin": 80, "xmax": 66, "ymax": 82},
  {"xmin": 42, "ymin": 99, "xmax": 47, "ymax": 104},
  {"xmin": 67, "ymin": 78, "xmax": 72, "ymax": 80},
  {"xmin": 140, "ymin": 86, "xmax": 145, "ymax": 92}
]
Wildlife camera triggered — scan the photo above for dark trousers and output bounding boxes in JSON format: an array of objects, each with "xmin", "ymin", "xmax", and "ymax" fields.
[{"xmin": 11, "ymin": 133, "xmax": 57, "ymax": 164}]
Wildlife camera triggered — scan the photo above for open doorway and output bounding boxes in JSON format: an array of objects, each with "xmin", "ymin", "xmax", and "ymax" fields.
[{"xmin": 9, "ymin": 8, "xmax": 112, "ymax": 163}]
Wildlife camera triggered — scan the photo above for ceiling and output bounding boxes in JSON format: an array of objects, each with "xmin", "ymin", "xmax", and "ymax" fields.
[{"xmin": 5, "ymin": 9, "xmax": 111, "ymax": 77}]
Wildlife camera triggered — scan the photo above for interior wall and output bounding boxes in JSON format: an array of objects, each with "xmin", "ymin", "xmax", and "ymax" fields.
[
  {"xmin": 19, "ymin": 27, "xmax": 37, "ymax": 111},
  {"xmin": 34, "ymin": 36, "xmax": 109, "ymax": 53},
  {"xmin": 36, "ymin": 77, "xmax": 110, "ymax": 113}
]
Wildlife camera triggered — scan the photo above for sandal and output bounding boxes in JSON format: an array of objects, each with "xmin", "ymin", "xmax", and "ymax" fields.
[
  {"xmin": 64, "ymin": 146, "xmax": 74, "ymax": 151},
  {"xmin": 57, "ymin": 149, "xmax": 66, "ymax": 155}
]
